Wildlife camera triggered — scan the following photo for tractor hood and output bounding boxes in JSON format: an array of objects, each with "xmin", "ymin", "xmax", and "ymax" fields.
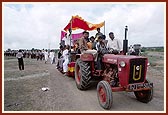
[{"xmin": 102, "ymin": 54, "xmax": 147, "ymax": 64}]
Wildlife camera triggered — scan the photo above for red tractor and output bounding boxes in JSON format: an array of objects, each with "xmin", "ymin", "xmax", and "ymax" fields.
[{"xmin": 66, "ymin": 26, "xmax": 153, "ymax": 109}]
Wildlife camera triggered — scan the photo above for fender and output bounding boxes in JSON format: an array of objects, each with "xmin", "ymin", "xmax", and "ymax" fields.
[{"xmin": 80, "ymin": 53, "xmax": 94, "ymax": 61}]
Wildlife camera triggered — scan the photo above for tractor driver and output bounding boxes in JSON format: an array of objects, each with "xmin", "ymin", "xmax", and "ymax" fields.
[{"xmin": 107, "ymin": 32, "xmax": 122, "ymax": 54}]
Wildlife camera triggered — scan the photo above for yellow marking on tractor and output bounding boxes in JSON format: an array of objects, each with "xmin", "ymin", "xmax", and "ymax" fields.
[
  {"xmin": 68, "ymin": 67, "xmax": 75, "ymax": 72},
  {"xmin": 133, "ymin": 65, "xmax": 142, "ymax": 81}
]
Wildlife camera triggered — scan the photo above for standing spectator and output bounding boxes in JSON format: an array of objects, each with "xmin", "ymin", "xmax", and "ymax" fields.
[
  {"xmin": 16, "ymin": 49, "xmax": 24, "ymax": 70},
  {"xmin": 49, "ymin": 50, "xmax": 55, "ymax": 64},
  {"xmin": 30, "ymin": 51, "xmax": 33, "ymax": 59},
  {"xmin": 42, "ymin": 49, "xmax": 45, "ymax": 60},
  {"xmin": 44, "ymin": 50, "xmax": 49, "ymax": 64},
  {"xmin": 23, "ymin": 50, "xmax": 26, "ymax": 58},
  {"xmin": 39, "ymin": 50, "xmax": 43, "ymax": 61},
  {"xmin": 36, "ymin": 50, "xmax": 40, "ymax": 61},
  {"xmin": 57, "ymin": 45, "xmax": 63, "ymax": 69}
]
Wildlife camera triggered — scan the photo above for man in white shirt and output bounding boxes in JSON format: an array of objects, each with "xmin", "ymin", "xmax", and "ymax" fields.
[
  {"xmin": 16, "ymin": 49, "xmax": 24, "ymax": 70},
  {"xmin": 44, "ymin": 50, "xmax": 49, "ymax": 64},
  {"xmin": 62, "ymin": 33, "xmax": 73, "ymax": 47},
  {"xmin": 49, "ymin": 50, "xmax": 55, "ymax": 64},
  {"xmin": 62, "ymin": 45, "xmax": 70, "ymax": 76},
  {"xmin": 107, "ymin": 32, "xmax": 122, "ymax": 54}
]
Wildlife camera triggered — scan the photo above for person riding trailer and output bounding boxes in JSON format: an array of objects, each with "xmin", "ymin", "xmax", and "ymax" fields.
[
  {"xmin": 96, "ymin": 35, "xmax": 108, "ymax": 70},
  {"xmin": 57, "ymin": 45, "xmax": 70, "ymax": 74},
  {"xmin": 78, "ymin": 31, "xmax": 90, "ymax": 52},
  {"xmin": 95, "ymin": 28, "xmax": 103, "ymax": 41},
  {"xmin": 78, "ymin": 31, "xmax": 97, "ymax": 58}
]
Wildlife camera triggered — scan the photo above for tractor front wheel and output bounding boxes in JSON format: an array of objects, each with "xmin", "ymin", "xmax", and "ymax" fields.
[
  {"xmin": 134, "ymin": 80, "xmax": 153, "ymax": 103},
  {"xmin": 75, "ymin": 58, "xmax": 92, "ymax": 90},
  {"xmin": 97, "ymin": 80, "xmax": 113, "ymax": 110}
]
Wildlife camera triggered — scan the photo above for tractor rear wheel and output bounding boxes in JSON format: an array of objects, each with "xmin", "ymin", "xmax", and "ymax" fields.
[
  {"xmin": 134, "ymin": 80, "xmax": 153, "ymax": 103},
  {"xmin": 97, "ymin": 80, "xmax": 113, "ymax": 110},
  {"xmin": 75, "ymin": 58, "xmax": 92, "ymax": 90}
]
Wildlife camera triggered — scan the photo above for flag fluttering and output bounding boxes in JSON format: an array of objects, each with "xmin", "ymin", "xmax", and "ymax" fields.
[
  {"xmin": 64, "ymin": 15, "xmax": 105, "ymax": 31},
  {"xmin": 61, "ymin": 31, "xmax": 83, "ymax": 40},
  {"xmin": 61, "ymin": 31, "xmax": 67, "ymax": 39}
]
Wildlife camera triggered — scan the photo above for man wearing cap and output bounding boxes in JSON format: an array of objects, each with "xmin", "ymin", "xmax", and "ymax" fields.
[{"xmin": 107, "ymin": 32, "xmax": 122, "ymax": 54}]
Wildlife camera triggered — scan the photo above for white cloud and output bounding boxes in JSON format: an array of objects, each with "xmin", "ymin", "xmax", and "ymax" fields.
[{"xmin": 3, "ymin": 3, "xmax": 165, "ymax": 50}]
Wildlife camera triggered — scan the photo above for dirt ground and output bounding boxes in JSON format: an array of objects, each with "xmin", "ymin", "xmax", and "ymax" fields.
[{"xmin": 3, "ymin": 51, "xmax": 165, "ymax": 112}]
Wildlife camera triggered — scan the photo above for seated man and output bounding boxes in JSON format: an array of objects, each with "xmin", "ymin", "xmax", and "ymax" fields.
[
  {"xmin": 87, "ymin": 41, "xmax": 92, "ymax": 50},
  {"xmin": 78, "ymin": 31, "xmax": 97, "ymax": 60},
  {"xmin": 107, "ymin": 32, "xmax": 122, "ymax": 54},
  {"xmin": 87, "ymin": 36, "xmax": 96, "ymax": 50},
  {"xmin": 78, "ymin": 31, "xmax": 89, "ymax": 52},
  {"xmin": 73, "ymin": 40, "xmax": 81, "ymax": 54}
]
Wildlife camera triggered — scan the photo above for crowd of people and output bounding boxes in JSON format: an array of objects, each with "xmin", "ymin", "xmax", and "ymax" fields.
[
  {"xmin": 4, "ymin": 49, "xmax": 56, "ymax": 70},
  {"xmin": 57, "ymin": 28, "xmax": 123, "ymax": 76},
  {"xmin": 5, "ymin": 28, "xmax": 129, "ymax": 74}
]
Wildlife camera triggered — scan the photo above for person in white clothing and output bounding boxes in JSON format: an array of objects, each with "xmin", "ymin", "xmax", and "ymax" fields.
[
  {"xmin": 62, "ymin": 33, "xmax": 68, "ymax": 45},
  {"xmin": 62, "ymin": 45, "xmax": 70, "ymax": 76},
  {"xmin": 49, "ymin": 50, "xmax": 55, "ymax": 64},
  {"xmin": 107, "ymin": 32, "xmax": 122, "ymax": 54},
  {"xmin": 44, "ymin": 50, "xmax": 49, "ymax": 64},
  {"xmin": 16, "ymin": 49, "xmax": 24, "ymax": 70},
  {"xmin": 62, "ymin": 33, "xmax": 73, "ymax": 47}
]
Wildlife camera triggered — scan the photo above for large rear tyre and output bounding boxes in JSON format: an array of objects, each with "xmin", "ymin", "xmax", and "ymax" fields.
[
  {"xmin": 97, "ymin": 80, "xmax": 113, "ymax": 110},
  {"xmin": 75, "ymin": 58, "xmax": 91, "ymax": 90},
  {"xmin": 134, "ymin": 80, "xmax": 153, "ymax": 103}
]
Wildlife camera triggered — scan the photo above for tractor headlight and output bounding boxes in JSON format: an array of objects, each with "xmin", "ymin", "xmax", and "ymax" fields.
[
  {"xmin": 147, "ymin": 63, "xmax": 150, "ymax": 66},
  {"xmin": 120, "ymin": 61, "xmax": 126, "ymax": 67}
]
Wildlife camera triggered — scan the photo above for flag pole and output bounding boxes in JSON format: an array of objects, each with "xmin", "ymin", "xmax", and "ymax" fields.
[
  {"xmin": 70, "ymin": 17, "xmax": 72, "ymax": 50},
  {"xmin": 68, "ymin": 17, "xmax": 73, "ymax": 62},
  {"xmin": 60, "ymin": 31, "xmax": 62, "ymax": 44},
  {"xmin": 104, "ymin": 21, "xmax": 105, "ymax": 35}
]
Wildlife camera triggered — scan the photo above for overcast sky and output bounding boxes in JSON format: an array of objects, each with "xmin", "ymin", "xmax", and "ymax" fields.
[{"xmin": 3, "ymin": 2, "xmax": 165, "ymax": 50}]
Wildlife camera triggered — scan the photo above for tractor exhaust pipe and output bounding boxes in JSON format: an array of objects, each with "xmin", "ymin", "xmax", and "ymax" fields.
[{"xmin": 123, "ymin": 26, "xmax": 128, "ymax": 55}]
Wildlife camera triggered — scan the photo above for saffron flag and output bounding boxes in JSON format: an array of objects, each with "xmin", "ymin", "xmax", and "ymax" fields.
[
  {"xmin": 61, "ymin": 31, "xmax": 83, "ymax": 40},
  {"xmin": 64, "ymin": 15, "xmax": 105, "ymax": 31}
]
